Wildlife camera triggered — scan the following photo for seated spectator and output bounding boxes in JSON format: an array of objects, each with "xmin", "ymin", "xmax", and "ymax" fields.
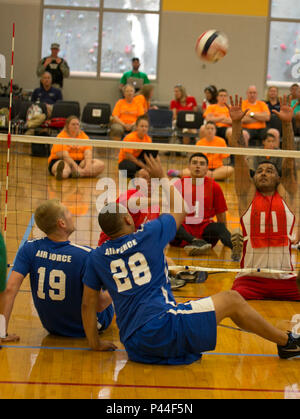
[
  {"xmin": 168, "ymin": 121, "xmax": 233, "ymax": 181},
  {"xmin": 250, "ymin": 132, "xmax": 282, "ymax": 177},
  {"xmin": 134, "ymin": 84, "xmax": 158, "ymax": 114},
  {"xmin": 119, "ymin": 57, "xmax": 150, "ymax": 94},
  {"xmin": 201, "ymin": 85, "xmax": 218, "ymax": 112},
  {"xmin": 110, "ymin": 84, "xmax": 144, "ymax": 141},
  {"xmin": 118, "ymin": 114, "xmax": 157, "ymax": 179},
  {"xmin": 200, "ymin": 89, "xmax": 232, "ymax": 140},
  {"xmin": 48, "ymin": 116, "xmax": 105, "ymax": 180},
  {"xmin": 25, "ymin": 72, "xmax": 62, "ymax": 135},
  {"xmin": 170, "ymin": 84, "xmax": 198, "ymax": 145},
  {"xmin": 227, "ymin": 85, "xmax": 270, "ymax": 147},
  {"xmin": 265, "ymin": 86, "xmax": 280, "ymax": 113}
]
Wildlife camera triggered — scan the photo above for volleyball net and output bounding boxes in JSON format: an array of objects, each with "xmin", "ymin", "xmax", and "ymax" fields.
[{"xmin": 1, "ymin": 133, "xmax": 300, "ymax": 277}]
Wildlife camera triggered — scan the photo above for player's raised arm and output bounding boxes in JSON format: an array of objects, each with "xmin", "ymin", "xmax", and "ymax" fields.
[
  {"xmin": 226, "ymin": 95, "xmax": 256, "ymax": 213},
  {"xmin": 143, "ymin": 154, "xmax": 187, "ymax": 229},
  {"xmin": 272, "ymin": 95, "xmax": 297, "ymax": 198}
]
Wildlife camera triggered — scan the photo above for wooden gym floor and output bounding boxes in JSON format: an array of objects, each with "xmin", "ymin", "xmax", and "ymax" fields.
[{"xmin": 1, "ymin": 142, "xmax": 300, "ymax": 400}]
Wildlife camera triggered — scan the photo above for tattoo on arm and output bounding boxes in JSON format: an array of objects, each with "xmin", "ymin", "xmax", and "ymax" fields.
[{"xmin": 237, "ymin": 133, "xmax": 246, "ymax": 147}]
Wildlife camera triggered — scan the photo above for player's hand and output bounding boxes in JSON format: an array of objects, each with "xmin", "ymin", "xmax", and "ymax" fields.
[
  {"xmin": 225, "ymin": 95, "xmax": 249, "ymax": 122},
  {"xmin": 0, "ymin": 333, "xmax": 20, "ymax": 343},
  {"xmin": 95, "ymin": 339, "xmax": 117, "ymax": 351},
  {"xmin": 272, "ymin": 95, "xmax": 294, "ymax": 122},
  {"xmin": 144, "ymin": 154, "xmax": 165, "ymax": 179}
]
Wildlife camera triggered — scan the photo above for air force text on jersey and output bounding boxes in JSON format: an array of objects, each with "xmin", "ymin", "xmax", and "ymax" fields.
[
  {"xmin": 104, "ymin": 239, "xmax": 138, "ymax": 256},
  {"xmin": 35, "ymin": 250, "xmax": 72, "ymax": 263}
]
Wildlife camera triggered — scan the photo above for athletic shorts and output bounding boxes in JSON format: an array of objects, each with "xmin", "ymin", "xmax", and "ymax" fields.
[
  {"xmin": 97, "ymin": 304, "xmax": 114, "ymax": 332},
  {"xmin": 232, "ymin": 276, "xmax": 300, "ymax": 301},
  {"xmin": 171, "ymin": 220, "xmax": 217, "ymax": 248},
  {"xmin": 124, "ymin": 297, "xmax": 217, "ymax": 365}
]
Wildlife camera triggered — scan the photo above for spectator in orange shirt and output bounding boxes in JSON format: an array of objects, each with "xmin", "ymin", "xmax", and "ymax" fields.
[
  {"xmin": 118, "ymin": 114, "xmax": 157, "ymax": 179},
  {"xmin": 48, "ymin": 116, "xmax": 105, "ymax": 180},
  {"xmin": 167, "ymin": 121, "xmax": 233, "ymax": 181},
  {"xmin": 200, "ymin": 89, "xmax": 232, "ymax": 140},
  {"xmin": 134, "ymin": 84, "xmax": 158, "ymax": 114},
  {"xmin": 110, "ymin": 84, "xmax": 144, "ymax": 141}
]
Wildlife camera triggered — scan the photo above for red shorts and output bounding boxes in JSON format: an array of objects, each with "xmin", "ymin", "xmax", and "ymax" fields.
[{"xmin": 232, "ymin": 276, "xmax": 300, "ymax": 301}]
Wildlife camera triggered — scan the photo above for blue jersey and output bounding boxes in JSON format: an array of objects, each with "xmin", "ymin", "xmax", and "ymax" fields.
[
  {"xmin": 13, "ymin": 237, "xmax": 112, "ymax": 337},
  {"xmin": 83, "ymin": 214, "xmax": 177, "ymax": 343}
]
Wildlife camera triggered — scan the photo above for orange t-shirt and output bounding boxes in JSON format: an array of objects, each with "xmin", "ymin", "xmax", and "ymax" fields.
[
  {"xmin": 133, "ymin": 94, "xmax": 150, "ymax": 113},
  {"xmin": 203, "ymin": 104, "xmax": 231, "ymax": 127},
  {"xmin": 196, "ymin": 136, "xmax": 229, "ymax": 169},
  {"xmin": 118, "ymin": 131, "xmax": 152, "ymax": 164},
  {"xmin": 242, "ymin": 100, "xmax": 270, "ymax": 129},
  {"xmin": 48, "ymin": 129, "xmax": 92, "ymax": 163},
  {"xmin": 112, "ymin": 98, "xmax": 144, "ymax": 125}
]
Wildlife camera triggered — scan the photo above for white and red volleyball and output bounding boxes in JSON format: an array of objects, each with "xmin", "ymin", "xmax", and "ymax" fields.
[{"xmin": 195, "ymin": 30, "xmax": 229, "ymax": 63}]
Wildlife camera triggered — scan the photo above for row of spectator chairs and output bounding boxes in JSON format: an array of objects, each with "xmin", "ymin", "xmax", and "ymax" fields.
[{"xmin": 0, "ymin": 96, "xmax": 285, "ymax": 144}]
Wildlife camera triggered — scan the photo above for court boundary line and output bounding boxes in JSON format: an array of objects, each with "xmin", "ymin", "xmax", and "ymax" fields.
[{"xmin": 0, "ymin": 379, "xmax": 294, "ymax": 395}]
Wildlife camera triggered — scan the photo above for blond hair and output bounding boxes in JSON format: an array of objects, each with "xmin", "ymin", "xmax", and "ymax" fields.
[
  {"xmin": 34, "ymin": 200, "xmax": 65, "ymax": 235},
  {"xmin": 64, "ymin": 115, "xmax": 80, "ymax": 136}
]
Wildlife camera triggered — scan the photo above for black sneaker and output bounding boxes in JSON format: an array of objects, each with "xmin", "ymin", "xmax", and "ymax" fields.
[
  {"xmin": 277, "ymin": 332, "xmax": 300, "ymax": 359},
  {"xmin": 168, "ymin": 275, "xmax": 186, "ymax": 290},
  {"xmin": 176, "ymin": 270, "xmax": 208, "ymax": 283},
  {"xmin": 55, "ymin": 160, "xmax": 65, "ymax": 180},
  {"xmin": 184, "ymin": 239, "xmax": 212, "ymax": 256}
]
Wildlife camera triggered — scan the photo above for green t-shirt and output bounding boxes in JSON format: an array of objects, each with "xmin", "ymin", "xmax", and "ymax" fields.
[
  {"xmin": 292, "ymin": 99, "xmax": 300, "ymax": 114},
  {"xmin": 120, "ymin": 70, "xmax": 150, "ymax": 86}
]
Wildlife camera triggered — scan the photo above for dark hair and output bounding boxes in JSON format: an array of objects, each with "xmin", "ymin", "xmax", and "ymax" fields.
[
  {"xmin": 136, "ymin": 114, "xmax": 149, "ymax": 125},
  {"xmin": 204, "ymin": 85, "xmax": 218, "ymax": 103},
  {"xmin": 132, "ymin": 57, "xmax": 140, "ymax": 62},
  {"xmin": 98, "ymin": 203, "xmax": 127, "ymax": 237},
  {"xmin": 189, "ymin": 152, "xmax": 209, "ymax": 165},
  {"xmin": 205, "ymin": 120, "xmax": 217, "ymax": 128},
  {"xmin": 262, "ymin": 133, "xmax": 276, "ymax": 141},
  {"xmin": 218, "ymin": 88, "xmax": 228, "ymax": 94},
  {"xmin": 255, "ymin": 160, "xmax": 281, "ymax": 177}
]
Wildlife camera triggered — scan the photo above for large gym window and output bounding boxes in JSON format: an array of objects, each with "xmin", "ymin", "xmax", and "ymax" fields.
[
  {"xmin": 41, "ymin": 0, "xmax": 160, "ymax": 79},
  {"xmin": 267, "ymin": 0, "xmax": 300, "ymax": 86}
]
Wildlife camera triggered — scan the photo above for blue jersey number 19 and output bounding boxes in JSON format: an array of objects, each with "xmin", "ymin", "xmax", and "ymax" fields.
[{"xmin": 37, "ymin": 267, "xmax": 66, "ymax": 301}]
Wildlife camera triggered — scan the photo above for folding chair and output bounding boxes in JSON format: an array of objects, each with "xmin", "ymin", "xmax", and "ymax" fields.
[
  {"xmin": 175, "ymin": 110, "xmax": 203, "ymax": 143},
  {"xmin": 147, "ymin": 109, "xmax": 174, "ymax": 143},
  {"xmin": 80, "ymin": 102, "xmax": 111, "ymax": 139}
]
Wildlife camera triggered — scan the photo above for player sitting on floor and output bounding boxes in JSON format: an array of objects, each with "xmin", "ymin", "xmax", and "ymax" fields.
[
  {"xmin": 227, "ymin": 94, "xmax": 300, "ymax": 301},
  {"xmin": 81, "ymin": 154, "xmax": 300, "ymax": 362},
  {"xmin": 0, "ymin": 200, "xmax": 115, "ymax": 341},
  {"xmin": 98, "ymin": 168, "xmax": 186, "ymax": 290},
  {"xmin": 168, "ymin": 153, "xmax": 240, "ymax": 261}
]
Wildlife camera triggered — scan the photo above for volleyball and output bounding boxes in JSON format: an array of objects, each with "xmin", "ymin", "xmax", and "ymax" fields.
[{"xmin": 195, "ymin": 30, "xmax": 229, "ymax": 62}]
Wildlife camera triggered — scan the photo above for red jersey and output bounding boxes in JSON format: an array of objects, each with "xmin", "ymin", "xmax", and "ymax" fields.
[
  {"xmin": 98, "ymin": 189, "xmax": 160, "ymax": 246},
  {"xmin": 173, "ymin": 176, "xmax": 228, "ymax": 243},
  {"xmin": 170, "ymin": 96, "xmax": 197, "ymax": 113}
]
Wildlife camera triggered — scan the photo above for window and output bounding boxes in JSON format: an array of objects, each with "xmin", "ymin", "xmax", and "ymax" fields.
[
  {"xmin": 267, "ymin": 0, "xmax": 300, "ymax": 86},
  {"xmin": 41, "ymin": 0, "xmax": 160, "ymax": 79}
]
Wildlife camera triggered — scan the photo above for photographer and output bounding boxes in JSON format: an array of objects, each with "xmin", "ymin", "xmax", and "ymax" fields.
[{"xmin": 36, "ymin": 43, "xmax": 70, "ymax": 89}]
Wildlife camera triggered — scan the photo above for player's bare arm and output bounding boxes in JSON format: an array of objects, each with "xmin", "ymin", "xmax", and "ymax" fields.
[
  {"xmin": 81, "ymin": 285, "xmax": 117, "ymax": 351},
  {"xmin": 273, "ymin": 96, "xmax": 298, "ymax": 208},
  {"xmin": 226, "ymin": 96, "xmax": 256, "ymax": 214}
]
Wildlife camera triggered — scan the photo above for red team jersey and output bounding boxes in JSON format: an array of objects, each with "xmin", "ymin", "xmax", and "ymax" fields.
[
  {"xmin": 173, "ymin": 176, "xmax": 228, "ymax": 246},
  {"xmin": 232, "ymin": 190, "xmax": 300, "ymax": 301},
  {"xmin": 98, "ymin": 189, "xmax": 160, "ymax": 246}
]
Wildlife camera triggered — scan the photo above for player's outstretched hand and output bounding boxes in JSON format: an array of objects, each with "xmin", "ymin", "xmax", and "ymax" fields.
[
  {"xmin": 144, "ymin": 154, "xmax": 166, "ymax": 179},
  {"xmin": 272, "ymin": 95, "xmax": 294, "ymax": 122},
  {"xmin": 225, "ymin": 95, "xmax": 249, "ymax": 122}
]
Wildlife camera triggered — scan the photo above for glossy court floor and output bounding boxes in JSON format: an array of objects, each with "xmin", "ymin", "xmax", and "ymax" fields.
[{"xmin": 0, "ymin": 142, "xmax": 300, "ymax": 399}]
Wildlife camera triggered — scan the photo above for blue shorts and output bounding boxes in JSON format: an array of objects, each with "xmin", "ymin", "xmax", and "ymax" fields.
[
  {"xmin": 97, "ymin": 304, "xmax": 114, "ymax": 333},
  {"xmin": 125, "ymin": 297, "xmax": 217, "ymax": 365}
]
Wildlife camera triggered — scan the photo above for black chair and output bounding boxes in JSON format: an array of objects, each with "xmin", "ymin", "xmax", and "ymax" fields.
[
  {"xmin": 80, "ymin": 102, "xmax": 111, "ymax": 138},
  {"xmin": 147, "ymin": 109, "xmax": 174, "ymax": 143},
  {"xmin": 267, "ymin": 113, "xmax": 282, "ymax": 136},
  {"xmin": 51, "ymin": 100, "xmax": 81, "ymax": 119},
  {"xmin": 0, "ymin": 97, "xmax": 20, "ymax": 133},
  {"xmin": 175, "ymin": 110, "xmax": 203, "ymax": 142}
]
